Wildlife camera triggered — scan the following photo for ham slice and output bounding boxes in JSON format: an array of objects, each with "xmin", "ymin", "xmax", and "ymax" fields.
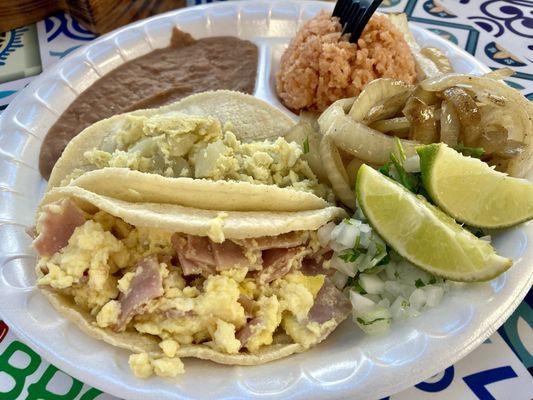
[
  {"xmin": 185, "ymin": 235, "xmax": 215, "ymax": 265},
  {"xmin": 171, "ymin": 232, "xmax": 309, "ymax": 277},
  {"xmin": 301, "ymin": 257, "xmax": 334, "ymax": 277},
  {"xmin": 258, "ymin": 247, "xmax": 305, "ymax": 284},
  {"xmin": 308, "ymin": 279, "xmax": 351, "ymax": 325},
  {"xmin": 236, "ymin": 317, "xmax": 262, "ymax": 347},
  {"xmin": 238, "ymin": 231, "xmax": 309, "ymax": 250},
  {"xmin": 238, "ymin": 294, "xmax": 255, "ymax": 318},
  {"xmin": 32, "ymin": 199, "xmax": 85, "ymax": 257},
  {"xmin": 164, "ymin": 309, "xmax": 195, "ymax": 319},
  {"xmin": 171, "ymin": 234, "xmax": 215, "ymax": 276},
  {"xmin": 211, "ymin": 240, "xmax": 252, "ymax": 271},
  {"xmin": 114, "ymin": 255, "xmax": 163, "ymax": 331}
]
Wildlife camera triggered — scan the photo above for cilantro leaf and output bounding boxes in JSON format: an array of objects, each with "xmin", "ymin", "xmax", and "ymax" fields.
[
  {"xmin": 352, "ymin": 281, "xmax": 367, "ymax": 295},
  {"xmin": 303, "ymin": 137, "xmax": 310, "ymax": 154},
  {"xmin": 415, "ymin": 278, "xmax": 425, "ymax": 288},
  {"xmin": 377, "ymin": 254, "xmax": 390, "ymax": 266},
  {"xmin": 453, "ymin": 143, "xmax": 485, "ymax": 158},
  {"xmin": 428, "ymin": 277, "xmax": 437, "ymax": 285},
  {"xmin": 339, "ymin": 249, "xmax": 360, "ymax": 263},
  {"xmin": 379, "ymin": 161, "xmax": 392, "ymax": 176},
  {"xmin": 390, "ymin": 152, "xmax": 420, "ymax": 192},
  {"xmin": 356, "ymin": 317, "xmax": 388, "ymax": 326}
]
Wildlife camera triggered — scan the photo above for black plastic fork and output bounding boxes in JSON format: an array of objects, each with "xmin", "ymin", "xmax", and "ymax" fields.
[{"xmin": 332, "ymin": 0, "xmax": 384, "ymax": 43}]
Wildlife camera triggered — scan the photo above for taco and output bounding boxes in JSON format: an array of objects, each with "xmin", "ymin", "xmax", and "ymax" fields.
[
  {"xmin": 48, "ymin": 90, "xmax": 333, "ymax": 212},
  {"xmin": 33, "ymin": 185, "xmax": 350, "ymax": 378}
]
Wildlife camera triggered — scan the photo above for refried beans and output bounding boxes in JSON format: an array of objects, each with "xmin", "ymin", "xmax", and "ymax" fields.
[{"xmin": 39, "ymin": 28, "xmax": 258, "ymax": 179}]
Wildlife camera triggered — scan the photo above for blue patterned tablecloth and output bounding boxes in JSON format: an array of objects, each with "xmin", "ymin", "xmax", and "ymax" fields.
[{"xmin": 0, "ymin": 1, "xmax": 532, "ymax": 399}]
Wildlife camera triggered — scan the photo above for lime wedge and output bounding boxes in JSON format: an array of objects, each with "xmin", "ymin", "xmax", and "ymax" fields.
[
  {"xmin": 356, "ymin": 164, "xmax": 512, "ymax": 281},
  {"xmin": 418, "ymin": 143, "xmax": 533, "ymax": 228}
]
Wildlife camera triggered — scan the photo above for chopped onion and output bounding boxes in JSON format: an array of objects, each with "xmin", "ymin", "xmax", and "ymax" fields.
[
  {"xmin": 409, "ymin": 288, "xmax": 427, "ymax": 311},
  {"xmin": 390, "ymin": 296, "xmax": 410, "ymax": 320},
  {"xmin": 350, "ymin": 290, "xmax": 376, "ymax": 314},
  {"xmin": 403, "ymin": 154, "xmax": 420, "ymax": 173},
  {"xmin": 317, "ymin": 221, "xmax": 335, "ymax": 247},
  {"xmin": 331, "ymin": 255, "xmax": 358, "ymax": 277},
  {"xmin": 331, "ymin": 271, "xmax": 349, "ymax": 290},
  {"xmin": 354, "ymin": 306, "xmax": 392, "ymax": 335},
  {"xmin": 424, "ymin": 286, "xmax": 444, "ymax": 308},
  {"xmin": 377, "ymin": 298, "xmax": 391, "ymax": 308},
  {"xmin": 330, "ymin": 221, "xmax": 359, "ymax": 249},
  {"xmin": 359, "ymin": 273, "xmax": 385, "ymax": 294}
]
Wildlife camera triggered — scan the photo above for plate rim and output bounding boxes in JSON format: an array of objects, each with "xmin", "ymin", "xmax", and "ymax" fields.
[{"xmin": 0, "ymin": 1, "xmax": 531, "ymax": 400}]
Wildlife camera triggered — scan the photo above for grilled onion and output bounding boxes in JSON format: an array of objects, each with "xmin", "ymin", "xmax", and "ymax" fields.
[
  {"xmin": 364, "ymin": 90, "xmax": 414, "ymax": 124},
  {"xmin": 327, "ymin": 113, "xmax": 419, "ymax": 165},
  {"xmin": 420, "ymin": 47, "xmax": 453, "ymax": 73},
  {"xmin": 346, "ymin": 157, "xmax": 367, "ymax": 189},
  {"xmin": 348, "ymin": 78, "xmax": 414, "ymax": 122},
  {"xmin": 441, "ymin": 87, "xmax": 481, "ymax": 147},
  {"xmin": 483, "ymin": 68, "xmax": 514, "ymax": 80},
  {"xmin": 387, "ymin": 13, "xmax": 441, "ymax": 79},
  {"xmin": 319, "ymin": 135, "xmax": 356, "ymax": 208},
  {"xmin": 403, "ymin": 97, "xmax": 438, "ymax": 144},
  {"xmin": 284, "ymin": 120, "xmax": 328, "ymax": 183},
  {"xmin": 318, "ymin": 98, "xmax": 355, "ymax": 135},
  {"xmin": 370, "ymin": 117, "xmax": 410, "ymax": 137},
  {"xmin": 440, "ymin": 100, "xmax": 460, "ymax": 146}
]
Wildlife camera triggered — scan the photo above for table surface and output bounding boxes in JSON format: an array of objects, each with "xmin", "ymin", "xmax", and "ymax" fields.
[{"xmin": 0, "ymin": 0, "xmax": 532, "ymax": 399}]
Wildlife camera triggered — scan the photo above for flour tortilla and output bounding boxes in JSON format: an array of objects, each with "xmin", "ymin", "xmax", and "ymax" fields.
[
  {"xmin": 45, "ymin": 90, "xmax": 324, "ymax": 212},
  {"xmin": 38, "ymin": 186, "xmax": 347, "ymax": 365}
]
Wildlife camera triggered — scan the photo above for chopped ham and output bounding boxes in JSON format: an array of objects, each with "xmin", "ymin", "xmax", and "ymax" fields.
[
  {"xmin": 32, "ymin": 199, "xmax": 85, "ymax": 257},
  {"xmin": 236, "ymin": 317, "xmax": 262, "ymax": 347},
  {"xmin": 171, "ymin": 234, "xmax": 215, "ymax": 276},
  {"xmin": 238, "ymin": 294, "xmax": 255, "ymax": 318},
  {"xmin": 114, "ymin": 255, "xmax": 163, "ymax": 331},
  {"xmin": 211, "ymin": 240, "xmax": 252, "ymax": 271},
  {"xmin": 238, "ymin": 231, "xmax": 309, "ymax": 250},
  {"xmin": 258, "ymin": 246, "xmax": 306, "ymax": 284},
  {"xmin": 308, "ymin": 279, "xmax": 351, "ymax": 325},
  {"xmin": 185, "ymin": 235, "xmax": 215, "ymax": 265}
]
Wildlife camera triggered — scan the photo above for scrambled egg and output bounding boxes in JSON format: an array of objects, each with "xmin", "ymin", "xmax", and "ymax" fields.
[
  {"xmin": 207, "ymin": 212, "xmax": 228, "ymax": 243},
  {"xmin": 129, "ymin": 353, "xmax": 185, "ymax": 378},
  {"xmin": 38, "ymin": 208, "xmax": 333, "ymax": 378},
  {"xmin": 84, "ymin": 112, "xmax": 330, "ymax": 199}
]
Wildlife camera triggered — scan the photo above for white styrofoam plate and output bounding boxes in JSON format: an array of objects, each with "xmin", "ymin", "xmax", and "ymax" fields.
[{"xmin": 0, "ymin": 1, "xmax": 531, "ymax": 399}]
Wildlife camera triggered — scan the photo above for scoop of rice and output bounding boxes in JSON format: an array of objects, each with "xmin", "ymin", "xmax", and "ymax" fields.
[{"xmin": 276, "ymin": 11, "xmax": 417, "ymax": 112}]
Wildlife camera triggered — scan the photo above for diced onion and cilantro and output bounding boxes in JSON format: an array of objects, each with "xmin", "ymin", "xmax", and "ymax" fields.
[{"xmin": 319, "ymin": 214, "xmax": 448, "ymax": 335}]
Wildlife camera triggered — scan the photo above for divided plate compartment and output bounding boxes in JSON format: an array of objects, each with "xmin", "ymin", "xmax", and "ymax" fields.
[{"xmin": 0, "ymin": 1, "xmax": 531, "ymax": 399}]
